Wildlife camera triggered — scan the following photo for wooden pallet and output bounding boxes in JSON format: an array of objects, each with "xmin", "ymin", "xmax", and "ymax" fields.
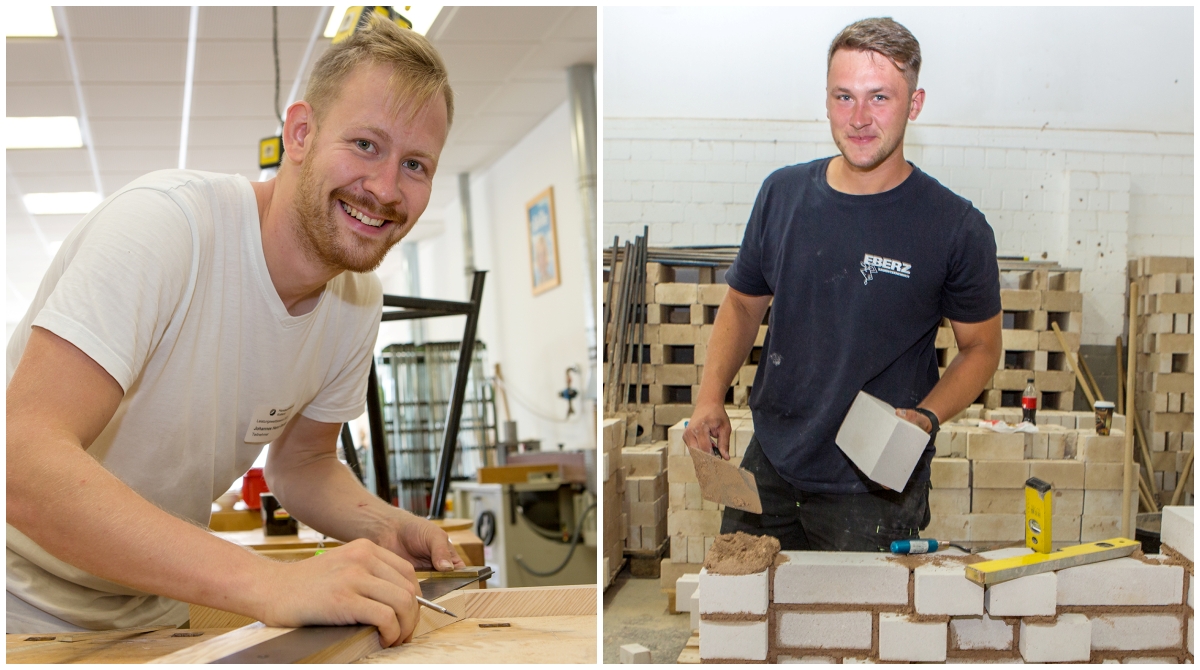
[{"xmin": 677, "ymin": 631, "xmax": 700, "ymax": 663}]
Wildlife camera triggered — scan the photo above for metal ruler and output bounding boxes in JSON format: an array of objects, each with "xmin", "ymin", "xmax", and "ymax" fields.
[{"xmin": 209, "ymin": 566, "xmax": 493, "ymax": 663}]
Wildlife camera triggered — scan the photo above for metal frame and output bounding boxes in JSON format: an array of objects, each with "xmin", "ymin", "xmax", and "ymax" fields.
[{"xmin": 360, "ymin": 270, "xmax": 487, "ymax": 519}]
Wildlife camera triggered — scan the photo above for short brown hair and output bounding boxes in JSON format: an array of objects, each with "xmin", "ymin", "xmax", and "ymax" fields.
[
  {"xmin": 305, "ymin": 15, "xmax": 454, "ymax": 128},
  {"xmin": 828, "ymin": 17, "xmax": 921, "ymax": 94}
]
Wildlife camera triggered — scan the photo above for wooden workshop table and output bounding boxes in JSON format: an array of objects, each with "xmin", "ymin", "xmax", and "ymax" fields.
[{"xmin": 6, "ymin": 585, "xmax": 596, "ymax": 664}]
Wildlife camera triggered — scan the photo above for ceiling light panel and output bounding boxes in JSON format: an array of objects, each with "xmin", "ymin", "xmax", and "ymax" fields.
[
  {"xmin": 6, "ymin": 6, "xmax": 58, "ymax": 37},
  {"xmin": 6, "ymin": 117, "xmax": 84, "ymax": 149},
  {"xmin": 23, "ymin": 192, "xmax": 102, "ymax": 215}
]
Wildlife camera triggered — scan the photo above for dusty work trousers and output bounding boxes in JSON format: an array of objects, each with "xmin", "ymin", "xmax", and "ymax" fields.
[{"xmin": 720, "ymin": 437, "xmax": 931, "ymax": 551}]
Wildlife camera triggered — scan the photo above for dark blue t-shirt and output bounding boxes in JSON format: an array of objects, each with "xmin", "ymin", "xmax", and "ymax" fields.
[{"xmin": 725, "ymin": 157, "xmax": 1001, "ymax": 494}]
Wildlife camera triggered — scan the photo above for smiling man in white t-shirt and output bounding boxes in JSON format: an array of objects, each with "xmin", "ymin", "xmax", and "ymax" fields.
[{"xmin": 6, "ymin": 17, "xmax": 462, "ymax": 647}]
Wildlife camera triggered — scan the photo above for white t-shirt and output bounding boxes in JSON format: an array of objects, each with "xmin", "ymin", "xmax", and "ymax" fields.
[{"xmin": 6, "ymin": 170, "xmax": 382, "ymax": 630}]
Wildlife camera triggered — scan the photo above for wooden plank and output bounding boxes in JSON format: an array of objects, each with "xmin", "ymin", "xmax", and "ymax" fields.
[
  {"xmin": 358, "ymin": 615, "xmax": 596, "ymax": 664},
  {"xmin": 677, "ymin": 631, "xmax": 701, "ymax": 664},
  {"xmin": 477, "ymin": 464, "xmax": 560, "ymax": 484},
  {"xmin": 5, "ymin": 627, "xmax": 214, "ymax": 664},
  {"xmin": 212, "ymin": 526, "xmax": 335, "ymax": 551},
  {"xmin": 147, "ymin": 623, "xmax": 295, "ymax": 663}
]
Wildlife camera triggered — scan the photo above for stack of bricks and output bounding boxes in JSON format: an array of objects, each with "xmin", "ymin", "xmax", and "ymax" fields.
[
  {"xmin": 664, "ymin": 412, "xmax": 753, "ymax": 566},
  {"xmin": 924, "ymin": 406, "xmax": 1134, "ymax": 545},
  {"xmin": 621, "ymin": 442, "xmax": 669, "ymax": 552},
  {"xmin": 698, "ymin": 506, "xmax": 1194, "ymax": 663},
  {"xmin": 941, "ymin": 262, "xmax": 1084, "ymax": 412},
  {"xmin": 602, "ymin": 415, "xmax": 628, "ymax": 589},
  {"xmin": 604, "ymin": 261, "xmax": 766, "ymax": 444},
  {"xmin": 1129, "ymin": 255, "xmax": 1195, "ymax": 506}
]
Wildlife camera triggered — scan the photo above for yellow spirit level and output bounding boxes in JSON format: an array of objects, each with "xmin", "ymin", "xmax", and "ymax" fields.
[
  {"xmin": 1024, "ymin": 476, "xmax": 1053, "ymax": 554},
  {"xmin": 965, "ymin": 537, "xmax": 1140, "ymax": 586}
]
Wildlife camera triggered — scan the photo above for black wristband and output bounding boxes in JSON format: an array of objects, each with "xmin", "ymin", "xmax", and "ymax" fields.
[{"xmin": 913, "ymin": 407, "xmax": 940, "ymax": 437}]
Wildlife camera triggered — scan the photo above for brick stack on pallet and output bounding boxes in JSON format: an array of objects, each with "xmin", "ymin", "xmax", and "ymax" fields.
[
  {"xmin": 939, "ymin": 262, "xmax": 1084, "ymax": 412},
  {"xmin": 693, "ymin": 507, "xmax": 1193, "ymax": 663},
  {"xmin": 924, "ymin": 407, "xmax": 1135, "ymax": 545},
  {"xmin": 602, "ymin": 415, "xmax": 628, "ymax": 589},
  {"xmin": 603, "ymin": 257, "xmax": 765, "ymax": 444},
  {"xmin": 1129, "ymin": 256, "xmax": 1195, "ymax": 507},
  {"xmin": 621, "ymin": 442, "xmax": 669, "ymax": 559}
]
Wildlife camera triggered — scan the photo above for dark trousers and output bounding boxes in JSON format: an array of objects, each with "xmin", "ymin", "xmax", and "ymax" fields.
[{"xmin": 720, "ymin": 436, "xmax": 931, "ymax": 551}]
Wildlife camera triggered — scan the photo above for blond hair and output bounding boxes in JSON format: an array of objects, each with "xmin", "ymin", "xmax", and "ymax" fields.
[
  {"xmin": 828, "ymin": 17, "xmax": 921, "ymax": 94},
  {"xmin": 305, "ymin": 15, "xmax": 454, "ymax": 127}
]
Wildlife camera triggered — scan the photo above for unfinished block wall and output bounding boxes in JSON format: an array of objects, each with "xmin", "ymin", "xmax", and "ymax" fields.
[
  {"xmin": 602, "ymin": 416, "xmax": 628, "ymax": 588},
  {"xmin": 695, "ymin": 508, "xmax": 1194, "ymax": 663},
  {"xmin": 621, "ymin": 442, "xmax": 668, "ymax": 553},
  {"xmin": 1129, "ymin": 256, "xmax": 1195, "ymax": 507}
]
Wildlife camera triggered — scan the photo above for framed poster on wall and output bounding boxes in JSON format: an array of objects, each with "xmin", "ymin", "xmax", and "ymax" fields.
[{"xmin": 526, "ymin": 186, "xmax": 561, "ymax": 295}]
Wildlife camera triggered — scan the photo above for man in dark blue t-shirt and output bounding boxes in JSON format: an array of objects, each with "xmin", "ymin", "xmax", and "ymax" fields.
[{"xmin": 683, "ymin": 17, "xmax": 1002, "ymax": 551}]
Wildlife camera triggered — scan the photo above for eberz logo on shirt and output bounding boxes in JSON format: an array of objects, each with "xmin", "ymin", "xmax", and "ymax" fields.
[{"xmin": 860, "ymin": 253, "xmax": 912, "ymax": 285}]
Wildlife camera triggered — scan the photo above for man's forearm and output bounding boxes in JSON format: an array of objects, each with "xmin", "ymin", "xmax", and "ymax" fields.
[
  {"xmin": 696, "ymin": 293, "xmax": 768, "ymax": 407},
  {"xmin": 919, "ymin": 342, "xmax": 999, "ymax": 422},
  {"xmin": 7, "ymin": 431, "xmax": 272, "ymax": 619},
  {"xmin": 266, "ymin": 454, "xmax": 409, "ymax": 546}
]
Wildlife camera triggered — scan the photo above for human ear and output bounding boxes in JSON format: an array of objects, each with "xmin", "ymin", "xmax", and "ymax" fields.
[
  {"xmin": 908, "ymin": 88, "xmax": 926, "ymax": 121},
  {"xmin": 282, "ymin": 101, "xmax": 316, "ymax": 164}
]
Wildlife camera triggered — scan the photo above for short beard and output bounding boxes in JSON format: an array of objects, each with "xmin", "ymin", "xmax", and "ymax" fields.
[
  {"xmin": 833, "ymin": 128, "xmax": 906, "ymax": 172},
  {"xmin": 294, "ymin": 156, "xmax": 406, "ymax": 273}
]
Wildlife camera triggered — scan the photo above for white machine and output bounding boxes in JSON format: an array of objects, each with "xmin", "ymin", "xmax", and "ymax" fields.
[{"xmin": 450, "ymin": 479, "xmax": 596, "ymax": 588}]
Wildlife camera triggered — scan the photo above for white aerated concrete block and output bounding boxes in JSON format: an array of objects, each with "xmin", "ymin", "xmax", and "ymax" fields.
[
  {"xmin": 619, "ymin": 643, "xmax": 651, "ymax": 663},
  {"xmin": 699, "ymin": 568, "xmax": 768, "ymax": 615},
  {"xmin": 1089, "ymin": 614, "xmax": 1183, "ymax": 650},
  {"xmin": 841, "ymin": 657, "xmax": 876, "ymax": 664},
  {"xmin": 1160, "ymin": 505, "xmax": 1194, "ymax": 561},
  {"xmin": 774, "ymin": 552, "xmax": 909, "ymax": 604},
  {"xmin": 676, "ymin": 573, "xmax": 699, "ymax": 612},
  {"xmin": 689, "ymin": 589, "xmax": 699, "ymax": 630},
  {"xmin": 1019, "ymin": 614, "xmax": 1091, "ymax": 663},
  {"xmin": 878, "ymin": 613, "xmax": 947, "ymax": 662},
  {"xmin": 951, "ymin": 615, "xmax": 1013, "ymax": 650},
  {"xmin": 777, "ymin": 611, "xmax": 872, "ymax": 650},
  {"xmin": 698, "ymin": 619, "xmax": 768, "ymax": 661},
  {"xmin": 1057, "ymin": 558, "xmax": 1184, "ymax": 605},
  {"xmin": 914, "ymin": 563, "xmax": 984, "ymax": 615},
  {"xmin": 835, "ymin": 391, "xmax": 931, "ymax": 491},
  {"xmin": 976, "ymin": 548, "xmax": 1057, "ymax": 616}
]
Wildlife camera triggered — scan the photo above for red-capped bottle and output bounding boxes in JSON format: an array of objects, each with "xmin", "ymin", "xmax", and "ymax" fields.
[{"xmin": 1022, "ymin": 378, "xmax": 1037, "ymax": 425}]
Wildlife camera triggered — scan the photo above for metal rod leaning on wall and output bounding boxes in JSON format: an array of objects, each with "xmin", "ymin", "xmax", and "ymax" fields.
[
  {"xmin": 428, "ymin": 270, "xmax": 488, "ymax": 520},
  {"xmin": 1122, "ymin": 282, "xmax": 1138, "ymax": 539},
  {"xmin": 634, "ymin": 228, "xmax": 649, "ymax": 414},
  {"xmin": 619, "ymin": 238, "xmax": 641, "ymax": 411}
]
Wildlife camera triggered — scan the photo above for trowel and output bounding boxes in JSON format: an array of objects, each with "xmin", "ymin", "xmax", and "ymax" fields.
[{"xmin": 687, "ymin": 436, "xmax": 762, "ymax": 514}]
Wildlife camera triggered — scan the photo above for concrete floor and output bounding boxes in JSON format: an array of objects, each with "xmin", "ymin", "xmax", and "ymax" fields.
[{"xmin": 602, "ymin": 567, "xmax": 692, "ymax": 664}]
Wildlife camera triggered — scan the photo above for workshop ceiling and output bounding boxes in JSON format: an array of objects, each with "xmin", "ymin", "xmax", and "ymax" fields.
[{"xmin": 6, "ymin": 6, "xmax": 597, "ymax": 321}]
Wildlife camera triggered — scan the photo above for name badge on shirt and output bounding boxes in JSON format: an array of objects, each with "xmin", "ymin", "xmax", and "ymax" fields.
[{"xmin": 245, "ymin": 404, "xmax": 295, "ymax": 443}]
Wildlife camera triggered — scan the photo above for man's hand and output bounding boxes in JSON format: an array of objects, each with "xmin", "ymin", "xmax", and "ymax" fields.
[
  {"xmin": 374, "ymin": 515, "xmax": 466, "ymax": 572},
  {"xmin": 895, "ymin": 408, "xmax": 933, "ymax": 434},
  {"xmin": 684, "ymin": 402, "xmax": 732, "ymax": 460},
  {"xmin": 256, "ymin": 539, "xmax": 420, "ymax": 646}
]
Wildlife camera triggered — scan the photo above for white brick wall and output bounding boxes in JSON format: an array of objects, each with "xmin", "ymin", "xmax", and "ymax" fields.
[{"xmin": 604, "ymin": 119, "xmax": 1193, "ymax": 345}]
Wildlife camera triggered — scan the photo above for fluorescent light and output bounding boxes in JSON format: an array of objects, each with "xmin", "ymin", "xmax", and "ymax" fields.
[
  {"xmin": 325, "ymin": 6, "xmax": 353, "ymax": 37},
  {"xmin": 24, "ymin": 192, "xmax": 102, "ymax": 215},
  {"xmin": 324, "ymin": 6, "xmax": 442, "ymax": 37},
  {"xmin": 7, "ymin": 7, "xmax": 57, "ymax": 37},
  {"xmin": 6, "ymin": 117, "xmax": 84, "ymax": 149}
]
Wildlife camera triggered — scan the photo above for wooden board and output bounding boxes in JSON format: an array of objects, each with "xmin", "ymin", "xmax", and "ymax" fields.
[
  {"xmin": 677, "ymin": 631, "xmax": 701, "ymax": 664},
  {"xmin": 213, "ymin": 526, "xmax": 336, "ymax": 550},
  {"xmin": 412, "ymin": 584, "xmax": 595, "ymax": 638},
  {"xmin": 477, "ymin": 464, "xmax": 561, "ymax": 484},
  {"xmin": 6, "ymin": 627, "xmax": 229, "ymax": 664},
  {"xmin": 356, "ymin": 615, "xmax": 595, "ymax": 664}
]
